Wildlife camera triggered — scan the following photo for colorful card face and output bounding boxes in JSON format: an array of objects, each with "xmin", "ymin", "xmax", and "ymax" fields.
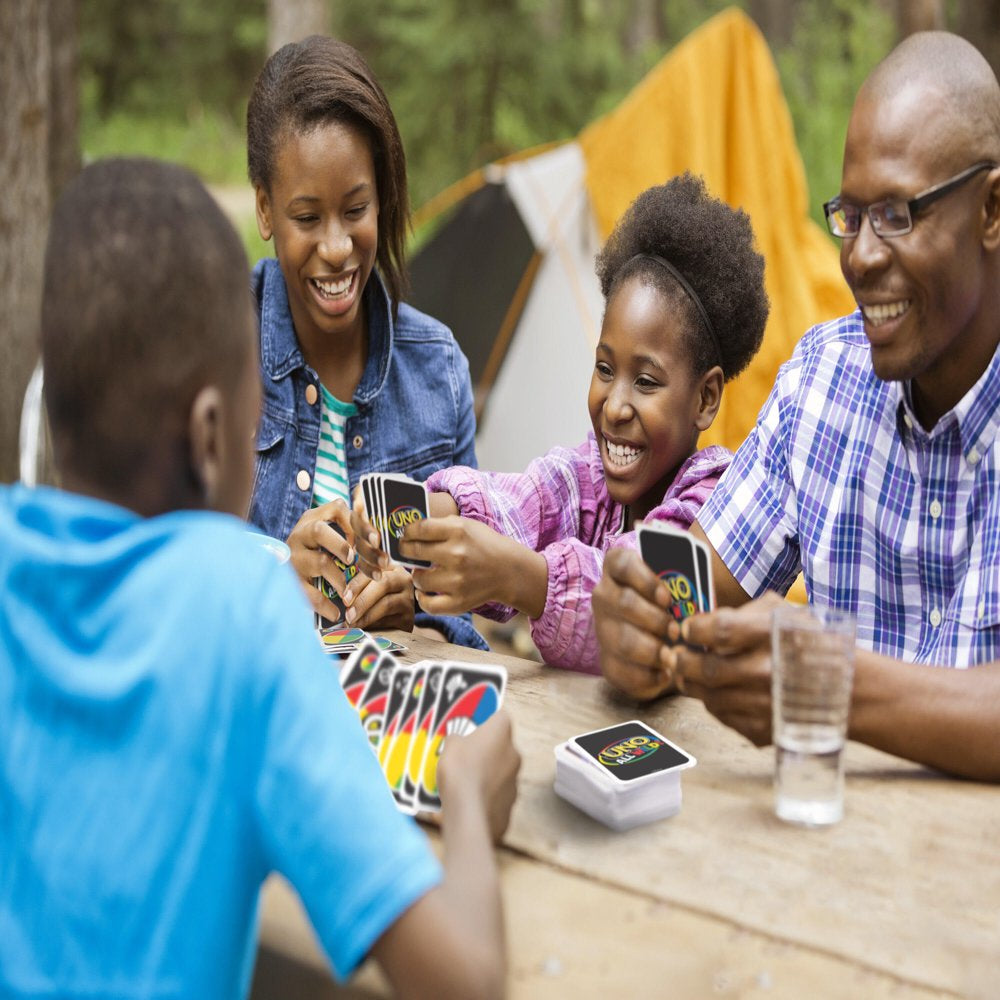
[
  {"xmin": 378, "ymin": 665, "xmax": 426, "ymax": 807},
  {"xmin": 415, "ymin": 663, "xmax": 507, "ymax": 811},
  {"xmin": 571, "ymin": 720, "xmax": 695, "ymax": 783},
  {"xmin": 338, "ymin": 639, "xmax": 384, "ymax": 707},
  {"xmin": 319, "ymin": 625, "xmax": 370, "ymax": 655},
  {"xmin": 320, "ymin": 626, "xmax": 407, "ymax": 658},
  {"xmin": 333, "ymin": 655, "xmax": 506, "ymax": 815},
  {"xmin": 403, "ymin": 663, "xmax": 444, "ymax": 806},
  {"xmin": 637, "ymin": 522, "xmax": 713, "ymax": 621},
  {"xmin": 356, "ymin": 652, "xmax": 399, "ymax": 751}
]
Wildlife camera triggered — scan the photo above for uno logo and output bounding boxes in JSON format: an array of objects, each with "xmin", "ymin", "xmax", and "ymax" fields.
[
  {"xmin": 387, "ymin": 505, "xmax": 422, "ymax": 539},
  {"xmin": 658, "ymin": 570, "xmax": 698, "ymax": 620},
  {"xmin": 597, "ymin": 734, "xmax": 662, "ymax": 767}
]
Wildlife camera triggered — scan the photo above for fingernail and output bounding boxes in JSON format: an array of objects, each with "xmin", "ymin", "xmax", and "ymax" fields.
[
  {"xmin": 368, "ymin": 531, "xmax": 379, "ymax": 547},
  {"xmin": 345, "ymin": 607, "xmax": 356, "ymax": 623},
  {"xmin": 343, "ymin": 589, "xmax": 352, "ymax": 605}
]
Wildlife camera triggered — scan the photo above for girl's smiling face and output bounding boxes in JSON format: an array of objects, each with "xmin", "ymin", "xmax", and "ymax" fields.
[
  {"xmin": 255, "ymin": 120, "xmax": 379, "ymax": 357},
  {"xmin": 588, "ymin": 274, "xmax": 720, "ymax": 522}
]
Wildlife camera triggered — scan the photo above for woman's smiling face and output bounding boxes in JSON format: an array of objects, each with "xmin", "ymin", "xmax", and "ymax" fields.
[
  {"xmin": 588, "ymin": 275, "xmax": 710, "ymax": 520},
  {"xmin": 255, "ymin": 119, "xmax": 379, "ymax": 357}
]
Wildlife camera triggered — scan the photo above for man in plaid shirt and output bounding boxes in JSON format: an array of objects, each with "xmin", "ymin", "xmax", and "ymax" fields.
[{"xmin": 592, "ymin": 30, "xmax": 1000, "ymax": 781}]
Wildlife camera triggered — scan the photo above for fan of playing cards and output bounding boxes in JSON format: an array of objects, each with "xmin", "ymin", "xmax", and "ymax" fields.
[
  {"xmin": 361, "ymin": 472, "xmax": 431, "ymax": 570},
  {"xmin": 554, "ymin": 721, "xmax": 696, "ymax": 831},
  {"xmin": 337, "ymin": 638, "xmax": 507, "ymax": 814},
  {"xmin": 637, "ymin": 521, "xmax": 715, "ymax": 623}
]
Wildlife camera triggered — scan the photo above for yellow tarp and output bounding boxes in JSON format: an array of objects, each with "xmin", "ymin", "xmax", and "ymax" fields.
[{"xmin": 579, "ymin": 7, "xmax": 854, "ymax": 452}]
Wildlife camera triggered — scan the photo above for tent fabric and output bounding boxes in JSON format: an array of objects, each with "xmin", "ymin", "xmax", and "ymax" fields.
[{"xmin": 579, "ymin": 6, "xmax": 855, "ymax": 451}]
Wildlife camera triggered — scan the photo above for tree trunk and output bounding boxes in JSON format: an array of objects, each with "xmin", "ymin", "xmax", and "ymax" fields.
[
  {"xmin": 268, "ymin": 0, "xmax": 330, "ymax": 54},
  {"xmin": 0, "ymin": 0, "xmax": 77, "ymax": 484},
  {"xmin": 956, "ymin": 2, "xmax": 1000, "ymax": 88},
  {"xmin": 0, "ymin": 1, "xmax": 51, "ymax": 483},
  {"xmin": 748, "ymin": 0, "xmax": 794, "ymax": 49},
  {"xmin": 896, "ymin": 0, "xmax": 945, "ymax": 37}
]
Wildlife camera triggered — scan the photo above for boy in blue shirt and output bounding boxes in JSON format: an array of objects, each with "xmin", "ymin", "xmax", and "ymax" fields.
[{"xmin": 0, "ymin": 158, "xmax": 519, "ymax": 999}]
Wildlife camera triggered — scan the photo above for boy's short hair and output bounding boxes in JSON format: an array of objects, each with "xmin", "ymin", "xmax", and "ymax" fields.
[
  {"xmin": 595, "ymin": 172, "xmax": 769, "ymax": 381},
  {"xmin": 41, "ymin": 158, "xmax": 252, "ymax": 495},
  {"xmin": 246, "ymin": 35, "xmax": 410, "ymax": 310}
]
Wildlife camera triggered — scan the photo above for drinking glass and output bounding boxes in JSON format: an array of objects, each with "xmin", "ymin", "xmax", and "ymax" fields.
[{"xmin": 771, "ymin": 604, "xmax": 856, "ymax": 826}]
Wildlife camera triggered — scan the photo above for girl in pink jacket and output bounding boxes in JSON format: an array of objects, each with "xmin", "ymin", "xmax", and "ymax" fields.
[{"xmin": 355, "ymin": 173, "xmax": 769, "ymax": 672}]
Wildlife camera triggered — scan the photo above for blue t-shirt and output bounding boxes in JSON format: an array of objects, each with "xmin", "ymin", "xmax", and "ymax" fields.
[{"xmin": 0, "ymin": 484, "xmax": 441, "ymax": 998}]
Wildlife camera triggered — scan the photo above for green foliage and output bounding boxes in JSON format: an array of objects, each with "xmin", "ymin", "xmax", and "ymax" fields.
[{"xmin": 76, "ymin": 0, "xmax": 899, "ymax": 250}]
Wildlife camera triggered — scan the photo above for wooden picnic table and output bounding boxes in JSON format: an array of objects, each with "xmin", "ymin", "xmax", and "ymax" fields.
[{"xmin": 252, "ymin": 630, "xmax": 1000, "ymax": 999}]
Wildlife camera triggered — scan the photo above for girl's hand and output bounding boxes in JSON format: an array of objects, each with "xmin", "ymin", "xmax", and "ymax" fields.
[
  {"xmin": 405, "ymin": 515, "xmax": 547, "ymax": 619},
  {"xmin": 343, "ymin": 563, "xmax": 416, "ymax": 632},
  {"xmin": 286, "ymin": 500, "xmax": 356, "ymax": 623}
]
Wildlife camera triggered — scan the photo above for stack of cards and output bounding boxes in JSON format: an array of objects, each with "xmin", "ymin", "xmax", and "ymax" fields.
[
  {"xmin": 360, "ymin": 472, "xmax": 430, "ymax": 569},
  {"xmin": 637, "ymin": 522, "xmax": 714, "ymax": 625},
  {"xmin": 554, "ymin": 721, "xmax": 696, "ymax": 831},
  {"xmin": 338, "ymin": 639, "xmax": 507, "ymax": 814},
  {"xmin": 318, "ymin": 625, "xmax": 406, "ymax": 657}
]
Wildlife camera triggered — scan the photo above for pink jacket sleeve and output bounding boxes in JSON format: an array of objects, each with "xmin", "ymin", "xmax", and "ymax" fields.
[{"xmin": 531, "ymin": 444, "xmax": 732, "ymax": 673}]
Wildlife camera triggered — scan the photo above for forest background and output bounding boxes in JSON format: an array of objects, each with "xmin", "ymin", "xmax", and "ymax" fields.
[{"xmin": 2, "ymin": 0, "xmax": 996, "ymax": 481}]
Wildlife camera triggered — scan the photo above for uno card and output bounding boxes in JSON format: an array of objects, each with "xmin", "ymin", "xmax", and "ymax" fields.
[
  {"xmin": 692, "ymin": 536, "xmax": 714, "ymax": 612},
  {"xmin": 319, "ymin": 625, "xmax": 370, "ymax": 655},
  {"xmin": 356, "ymin": 651, "xmax": 399, "ymax": 751},
  {"xmin": 403, "ymin": 663, "xmax": 444, "ymax": 807},
  {"xmin": 314, "ymin": 522, "xmax": 360, "ymax": 629},
  {"xmin": 361, "ymin": 474, "xmax": 382, "ymax": 543},
  {"xmin": 338, "ymin": 638, "xmax": 384, "ymax": 707},
  {"xmin": 377, "ymin": 664, "xmax": 413, "ymax": 770},
  {"xmin": 378, "ymin": 664, "xmax": 427, "ymax": 807},
  {"xmin": 415, "ymin": 662, "xmax": 507, "ymax": 811},
  {"xmin": 379, "ymin": 475, "xmax": 431, "ymax": 569},
  {"xmin": 570, "ymin": 720, "xmax": 696, "ymax": 784},
  {"xmin": 637, "ymin": 522, "xmax": 705, "ymax": 624}
]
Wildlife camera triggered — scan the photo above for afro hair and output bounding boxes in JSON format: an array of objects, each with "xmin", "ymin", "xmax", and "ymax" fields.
[{"xmin": 595, "ymin": 172, "xmax": 769, "ymax": 380}]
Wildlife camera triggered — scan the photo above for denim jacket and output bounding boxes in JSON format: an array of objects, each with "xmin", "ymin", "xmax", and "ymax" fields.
[{"xmin": 248, "ymin": 257, "xmax": 485, "ymax": 648}]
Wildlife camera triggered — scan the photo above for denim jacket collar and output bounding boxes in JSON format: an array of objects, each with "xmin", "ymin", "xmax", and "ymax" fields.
[{"xmin": 254, "ymin": 257, "xmax": 394, "ymax": 405}]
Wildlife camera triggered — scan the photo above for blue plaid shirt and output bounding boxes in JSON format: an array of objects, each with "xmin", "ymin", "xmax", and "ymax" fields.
[{"xmin": 699, "ymin": 310, "xmax": 1000, "ymax": 667}]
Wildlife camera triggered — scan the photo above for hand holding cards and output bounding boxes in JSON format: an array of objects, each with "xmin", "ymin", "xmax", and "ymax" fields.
[
  {"xmin": 637, "ymin": 521, "xmax": 714, "ymax": 626},
  {"xmin": 360, "ymin": 472, "xmax": 430, "ymax": 570},
  {"xmin": 337, "ymin": 639, "xmax": 507, "ymax": 814},
  {"xmin": 554, "ymin": 721, "xmax": 696, "ymax": 831}
]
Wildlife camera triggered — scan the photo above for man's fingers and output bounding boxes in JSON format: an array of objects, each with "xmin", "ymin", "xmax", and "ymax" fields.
[{"xmin": 603, "ymin": 547, "xmax": 672, "ymax": 608}]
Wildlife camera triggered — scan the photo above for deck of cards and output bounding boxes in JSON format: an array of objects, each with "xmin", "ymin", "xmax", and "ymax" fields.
[
  {"xmin": 360, "ymin": 472, "xmax": 431, "ymax": 569},
  {"xmin": 554, "ymin": 721, "xmax": 696, "ymax": 831},
  {"xmin": 338, "ymin": 639, "xmax": 507, "ymax": 814},
  {"xmin": 637, "ymin": 521, "xmax": 714, "ymax": 626}
]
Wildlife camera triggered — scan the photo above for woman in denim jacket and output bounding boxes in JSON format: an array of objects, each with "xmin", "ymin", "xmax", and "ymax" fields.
[{"xmin": 246, "ymin": 35, "xmax": 484, "ymax": 648}]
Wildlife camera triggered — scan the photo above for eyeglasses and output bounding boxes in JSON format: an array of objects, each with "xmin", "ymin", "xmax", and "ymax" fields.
[{"xmin": 823, "ymin": 161, "xmax": 997, "ymax": 238}]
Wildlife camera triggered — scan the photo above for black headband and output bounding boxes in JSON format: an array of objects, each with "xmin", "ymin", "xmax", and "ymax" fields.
[{"xmin": 632, "ymin": 253, "xmax": 722, "ymax": 368}]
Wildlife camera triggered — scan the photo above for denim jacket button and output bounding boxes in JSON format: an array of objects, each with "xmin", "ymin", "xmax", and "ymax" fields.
[
  {"xmin": 296, "ymin": 469, "xmax": 311, "ymax": 492},
  {"xmin": 305, "ymin": 383, "xmax": 318, "ymax": 405},
  {"xmin": 352, "ymin": 435, "xmax": 364, "ymax": 449}
]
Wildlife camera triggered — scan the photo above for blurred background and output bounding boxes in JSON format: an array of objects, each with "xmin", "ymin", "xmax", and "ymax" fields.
[{"xmin": 3, "ymin": 0, "xmax": 995, "ymax": 486}]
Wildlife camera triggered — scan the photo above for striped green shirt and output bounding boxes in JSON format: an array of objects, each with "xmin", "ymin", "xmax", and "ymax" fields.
[{"xmin": 312, "ymin": 384, "xmax": 357, "ymax": 509}]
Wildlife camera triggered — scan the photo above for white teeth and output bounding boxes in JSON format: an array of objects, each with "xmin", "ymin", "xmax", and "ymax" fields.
[
  {"xmin": 605, "ymin": 438, "xmax": 641, "ymax": 467},
  {"xmin": 313, "ymin": 275, "xmax": 352, "ymax": 298},
  {"xmin": 863, "ymin": 300, "xmax": 910, "ymax": 325}
]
